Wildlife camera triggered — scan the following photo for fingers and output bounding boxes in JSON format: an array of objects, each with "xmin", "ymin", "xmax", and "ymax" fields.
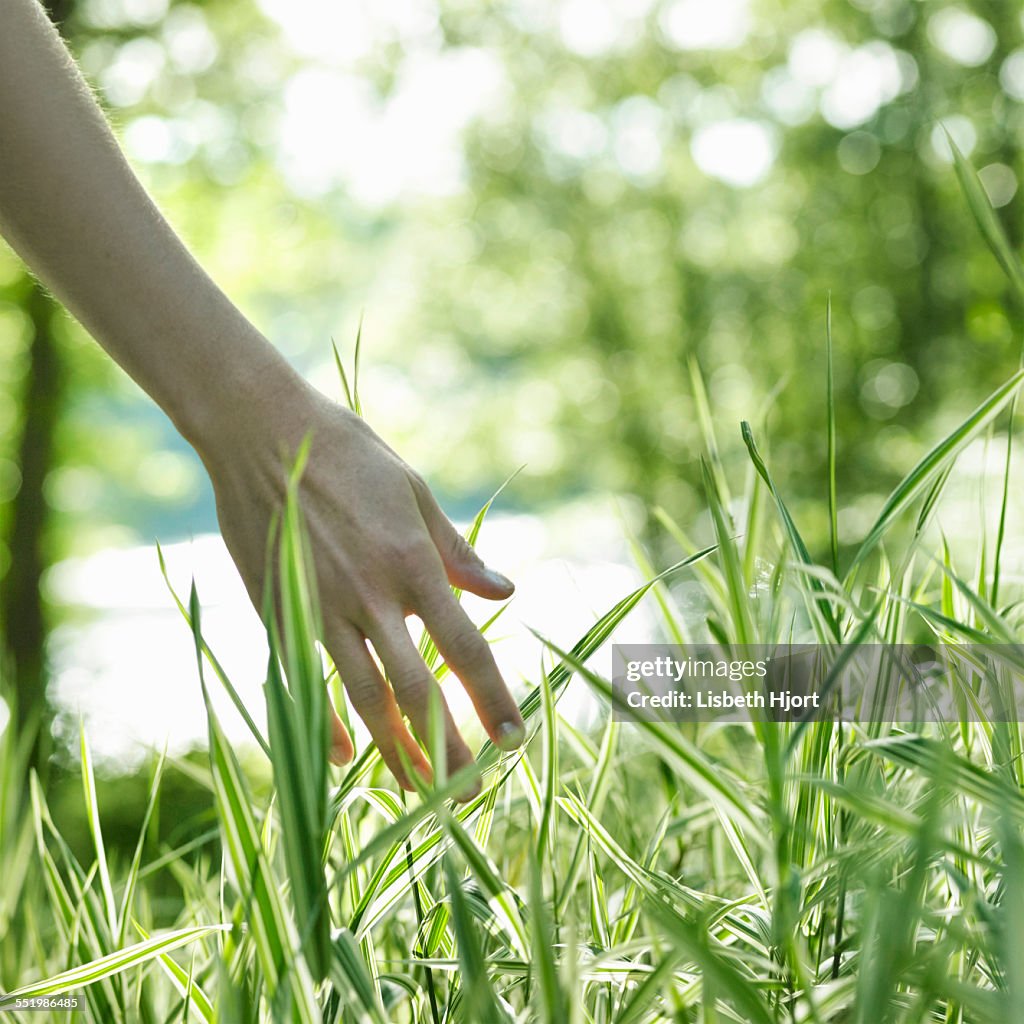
[
  {"xmin": 369, "ymin": 618, "xmax": 481, "ymax": 799},
  {"xmin": 410, "ymin": 475, "xmax": 515, "ymax": 600},
  {"xmin": 326, "ymin": 620, "xmax": 432, "ymax": 791},
  {"xmin": 406, "ymin": 475, "xmax": 524, "ymax": 752},
  {"xmin": 417, "ymin": 585, "xmax": 525, "ymax": 752}
]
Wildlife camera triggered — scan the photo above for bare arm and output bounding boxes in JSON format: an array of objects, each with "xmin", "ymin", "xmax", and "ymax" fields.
[
  {"xmin": 0, "ymin": 0, "xmax": 524, "ymax": 794},
  {"xmin": 0, "ymin": 0, "xmax": 281, "ymax": 445}
]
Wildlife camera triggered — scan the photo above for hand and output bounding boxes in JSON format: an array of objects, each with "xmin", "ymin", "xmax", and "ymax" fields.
[
  {"xmin": 0, "ymin": 0, "xmax": 524, "ymax": 798},
  {"xmin": 197, "ymin": 368, "xmax": 525, "ymax": 798}
]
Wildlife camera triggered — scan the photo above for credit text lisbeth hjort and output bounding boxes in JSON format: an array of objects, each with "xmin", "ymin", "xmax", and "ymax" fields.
[{"xmin": 622, "ymin": 655, "xmax": 822, "ymax": 713}]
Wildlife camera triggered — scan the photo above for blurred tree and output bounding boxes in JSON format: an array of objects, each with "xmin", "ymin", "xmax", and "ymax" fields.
[
  {"xmin": 0, "ymin": 280, "xmax": 65, "ymax": 772},
  {"xmin": 377, "ymin": 0, "xmax": 1024, "ymax": 562},
  {"xmin": 0, "ymin": 0, "xmax": 75, "ymax": 774},
  {"xmin": 4, "ymin": 0, "xmax": 1024, "ymax": 767}
]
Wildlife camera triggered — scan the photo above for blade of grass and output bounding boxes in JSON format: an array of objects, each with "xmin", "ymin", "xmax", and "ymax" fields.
[
  {"xmin": 527, "ymin": 844, "xmax": 565, "ymax": 1023},
  {"xmin": 847, "ymin": 369, "xmax": 1024, "ymax": 573},
  {"xmin": 689, "ymin": 355, "xmax": 732, "ymax": 512},
  {"xmin": 133, "ymin": 921, "xmax": 215, "ymax": 1024},
  {"xmin": 826, "ymin": 293, "xmax": 839, "ymax": 576},
  {"xmin": 187, "ymin": 585, "xmax": 320, "ymax": 1023},
  {"xmin": 328, "ymin": 930, "xmax": 388, "ymax": 1024},
  {"xmin": 947, "ymin": 129, "xmax": 1024, "ymax": 308},
  {"xmin": 157, "ymin": 543, "xmax": 271, "ymax": 759},
  {"xmin": 442, "ymin": 856, "xmax": 511, "ymax": 1024},
  {"xmin": 741, "ymin": 421, "xmax": 840, "ymax": 641},
  {"xmin": 536, "ymin": 665, "xmax": 558, "ymax": 867},
  {"xmin": 115, "ymin": 749, "xmax": 166, "ymax": 946},
  {"xmin": 0, "ymin": 925, "xmax": 229, "ymax": 1007},
  {"xmin": 702, "ymin": 458, "xmax": 754, "ymax": 644},
  {"xmin": 477, "ymin": 547, "xmax": 716, "ymax": 771},
  {"xmin": 536, "ymin": 631, "xmax": 763, "ymax": 836},
  {"xmin": 79, "ymin": 725, "xmax": 117, "ymax": 937}
]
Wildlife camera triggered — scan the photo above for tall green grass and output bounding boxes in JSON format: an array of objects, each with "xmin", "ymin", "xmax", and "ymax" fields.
[{"xmin": 3, "ymin": 145, "xmax": 1024, "ymax": 1022}]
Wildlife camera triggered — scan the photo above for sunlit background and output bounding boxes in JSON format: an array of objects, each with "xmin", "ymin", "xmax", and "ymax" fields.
[{"xmin": 3, "ymin": 0, "xmax": 1024, "ymax": 771}]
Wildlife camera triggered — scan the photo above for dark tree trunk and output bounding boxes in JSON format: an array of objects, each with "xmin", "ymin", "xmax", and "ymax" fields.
[
  {"xmin": 1, "ymin": 0, "xmax": 74, "ymax": 776},
  {"xmin": 1, "ymin": 284, "xmax": 64, "ymax": 776}
]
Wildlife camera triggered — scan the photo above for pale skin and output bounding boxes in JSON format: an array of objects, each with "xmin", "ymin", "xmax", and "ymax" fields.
[{"xmin": 0, "ymin": 0, "xmax": 525, "ymax": 797}]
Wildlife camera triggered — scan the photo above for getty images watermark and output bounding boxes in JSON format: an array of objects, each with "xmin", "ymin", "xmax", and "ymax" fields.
[{"xmin": 612, "ymin": 644, "xmax": 1024, "ymax": 723}]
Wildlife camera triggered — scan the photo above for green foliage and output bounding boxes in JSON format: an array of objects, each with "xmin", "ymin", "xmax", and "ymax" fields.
[
  {"xmin": 6, "ymin": 5, "xmax": 1024, "ymax": 1021},
  {"xmin": 6, "ymin": 328, "xmax": 1024, "ymax": 1019},
  {"xmin": 5, "ymin": 0, "xmax": 1024, "ymax": 556}
]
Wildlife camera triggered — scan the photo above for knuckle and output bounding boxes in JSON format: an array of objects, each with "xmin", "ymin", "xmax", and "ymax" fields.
[
  {"xmin": 406, "ymin": 469, "xmax": 431, "ymax": 497},
  {"xmin": 346, "ymin": 581, "xmax": 389, "ymax": 626},
  {"xmin": 345, "ymin": 584, "xmax": 395, "ymax": 632},
  {"xmin": 449, "ymin": 531, "xmax": 481, "ymax": 565},
  {"xmin": 401, "ymin": 559, "xmax": 447, "ymax": 606},
  {"xmin": 390, "ymin": 667, "xmax": 431, "ymax": 708},
  {"xmin": 445, "ymin": 627, "xmax": 487, "ymax": 666},
  {"xmin": 389, "ymin": 536, "xmax": 437, "ymax": 578},
  {"xmin": 347, "ymin": 677, "xmax": 390, "ymax": 719},
  {"xmin": 353, "ymin": 595, "xmax": 387, "ymax": 633}
]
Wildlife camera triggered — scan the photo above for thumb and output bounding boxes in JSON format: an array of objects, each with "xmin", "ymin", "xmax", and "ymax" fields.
[{"xmin": 411, "ymin": 475, "xmax": 515, "ymax": 599}]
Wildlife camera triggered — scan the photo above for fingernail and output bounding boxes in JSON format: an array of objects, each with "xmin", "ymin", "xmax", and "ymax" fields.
[
  {"xmin": 495, "ymin": 721, "xmax": 525, "ymax": 751},
  {"xmin": 484, "ymin": 567, "xmax": 515, "ymax": 593}
]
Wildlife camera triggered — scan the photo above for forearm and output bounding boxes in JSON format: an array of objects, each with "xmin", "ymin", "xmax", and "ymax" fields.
[{"xmin": 0, "ymin": 0, "xmax": 299, "ymax": 451}]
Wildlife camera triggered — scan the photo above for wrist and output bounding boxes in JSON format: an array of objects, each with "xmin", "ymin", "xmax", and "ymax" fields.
[{"xmin": 176, "ymin": 329, "xmax": 314, "ymax": 468}]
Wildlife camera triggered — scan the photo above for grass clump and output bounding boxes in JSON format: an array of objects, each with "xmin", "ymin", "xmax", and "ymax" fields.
[{"xmin": 3, "ymin": 145, "xmax": 1024, "ymax": 1023}]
